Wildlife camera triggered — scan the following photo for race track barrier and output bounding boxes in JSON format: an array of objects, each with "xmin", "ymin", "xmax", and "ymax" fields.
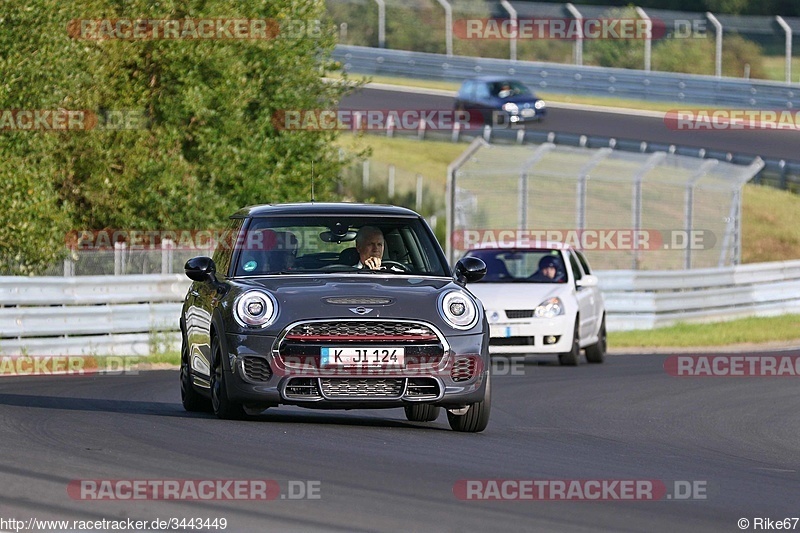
[{"xmin": 1, "ymin": 262, "xmax": 799, "ymax": 354}]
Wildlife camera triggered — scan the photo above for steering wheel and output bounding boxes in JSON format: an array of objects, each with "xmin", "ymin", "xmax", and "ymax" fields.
[{"xmin": 380, "ymin": 260, "xmax": 412, "ymax": 273}]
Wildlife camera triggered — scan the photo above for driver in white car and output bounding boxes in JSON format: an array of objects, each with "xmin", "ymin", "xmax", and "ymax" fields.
[{"xmin": 529, "ymin": 255, "xmax": 566, "ymax": 282}]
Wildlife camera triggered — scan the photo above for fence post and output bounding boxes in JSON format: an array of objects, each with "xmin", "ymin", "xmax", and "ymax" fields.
[
  {"xmin": 373, "ymin": 0, "xmax": 386, "ymax": 48},
  {"xmin": 776, "ymin": 16, "xmax": 792, "ymax": 83},
  {"xmin": 161, "ymin": 238, "xmax": 174, "ymax": 274},
  {"xmin": 362, "ymin": 160, "xmax": 370, "ymax": 190},
  {"xmin": 114, "ymin": 241, "xmax": 127, "ymax": 276},
  {"xmin": 706, "ymin": 12, "xmax": 723, "ymax": 78},
  {"xmin": 63, "ymin": 253, "xmax": 75, "ymax": 277},
  {"xmin": 500, "ymin": 0, "xmax": 517, "ymax": 61},
  {"xmin": 416, "ymin": 174, "xmax": 423, "ymax": 212},
  {"xmin": 388, "ymin": 165, "xmax": 395, "ymax": 199},
  {"xmin": 434, "ymin": 0, "xmax": 453, "ymax": 57},
  {"xmin": 566, "ymin": 3, "xmax": 584, "ymax": 66},
  {"xmin": 636, "ymin": 7, "xmax": 652, "ymax": 72}
]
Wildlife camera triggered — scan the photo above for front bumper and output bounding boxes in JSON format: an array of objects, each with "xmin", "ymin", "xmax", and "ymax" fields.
[
  {"xmin": 222, "ymin": 330, "xmax": 489, "ymax": 409},
  {"xmin": 487, "ymin": 314, "xmax": 573, "ymax": 355}
]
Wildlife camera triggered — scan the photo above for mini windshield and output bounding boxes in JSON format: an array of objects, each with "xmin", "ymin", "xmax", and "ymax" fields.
[{"xmin": 228, "ymin": 215, "xmax": 449, "ymax": 277}]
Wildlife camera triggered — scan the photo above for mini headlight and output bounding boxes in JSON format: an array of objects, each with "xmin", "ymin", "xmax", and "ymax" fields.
[
  {"xmin": 234, "ymin": 290, "xmax": 278, "ymax": 328},
  {"xmin": 502, "ymin": 102, "xmax": 519, "ymax": 114},
  {"xmin": 533, "ymin": 297, "xmax": 564, "ymax": 318},
  {"xmin": 439, "ymin": 291, "xmax": 478, "ymax": 330},
  {"xmin": 534, "ymin": 100, "xmax": 546, "ymax": 110}
]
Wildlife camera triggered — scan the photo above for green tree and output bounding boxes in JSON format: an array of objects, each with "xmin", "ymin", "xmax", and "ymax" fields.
[
  {"xmin": 584, "ymin": 7, "xmax": 645, "ymax": 70},
  {"xmin": 0, "ymin": 0, "xmax": 352, "ymax": 274}
]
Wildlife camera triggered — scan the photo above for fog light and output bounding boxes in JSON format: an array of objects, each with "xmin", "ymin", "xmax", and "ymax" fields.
[{"xmin": 544, "ymin": 335, "xmax": 559, "ymax": 345}]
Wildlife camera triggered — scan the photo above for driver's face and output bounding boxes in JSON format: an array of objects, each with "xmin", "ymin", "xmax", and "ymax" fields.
[
  {"xmin": 357, "ymin": 234, "xmax": 384, "ymax": 262},
  {"xmin": 541, "ymin": 265, "xmax": 556, "ymax": 279}
]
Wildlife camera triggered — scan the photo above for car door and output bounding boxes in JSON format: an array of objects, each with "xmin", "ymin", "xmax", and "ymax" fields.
[
  {"xmin": 574, "ymin": 249, "xmax": 603, "ymax": 332},
  {"xmin": 472, "ymin": 82, "xmax": 496, "ymax": 126},
  {"xmin": 566, "ymin": 250, "xmax": 597, "ymax": 344},
  {"xmin": 186, "ymin": 217, "xmax": 241, "ymax": 384}
]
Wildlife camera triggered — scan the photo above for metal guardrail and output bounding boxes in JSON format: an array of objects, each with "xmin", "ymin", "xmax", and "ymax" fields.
[
  {"xmin": 600, "ymin": 260, "xmax": 800, "ymax": 330},
  {"xmin": 334, "ymin": 44, "xmax": 800, "ymax": 108},
  {"xmin": 0, "ymin": 275, "xmax": 189, "ymax": 356},
  {"xmin": 2, "ymin": 264, "xmax": 799, "ymax": 354}
]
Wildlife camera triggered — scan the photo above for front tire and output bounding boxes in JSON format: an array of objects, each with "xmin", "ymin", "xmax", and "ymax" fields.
[
  {"xmin": 558, "ymin": 319, "xmax": 580, "ymax": 366},
  {"xmin": 404, "ymin": 404, "xmax": 441, "ymax": 422},
  {"xmin": 585, "ymin": 315, "xmax": 606, "ymax": 364},
  {"xmin": 447, "ymin": 373, "xmax": 491, "ymax": 433},
  {"xmin": 210, "ymin": 335, "xmax": 247, "ymax": 420}
]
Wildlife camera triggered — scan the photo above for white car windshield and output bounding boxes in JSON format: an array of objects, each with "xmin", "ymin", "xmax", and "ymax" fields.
[{"xmin": 466, "ymin": 249, "xmax": 567, "ymax": 283}]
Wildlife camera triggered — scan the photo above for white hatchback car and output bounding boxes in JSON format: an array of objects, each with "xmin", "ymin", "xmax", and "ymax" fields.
[{"xmin": 463, "ymin": 244, "xmax": 606, "ymax": 365}]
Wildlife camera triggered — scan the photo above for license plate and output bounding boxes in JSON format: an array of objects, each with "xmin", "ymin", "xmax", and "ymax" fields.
[
  {"xmin": 490, "ymin": 325, "xmax": 519, "ymax": 338},
  {"xmin": 521, "ymin": 108, "xmax": 535, "ymax": 117},
  {"xmin": 320, "ymin": 347, "xmax": 405, "ymax": 366}
]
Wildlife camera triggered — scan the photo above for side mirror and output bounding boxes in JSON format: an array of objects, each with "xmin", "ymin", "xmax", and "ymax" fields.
[
  {"xmin": 185, "ymin": 256, "xmax": 216, "ymax": 282},
  {"xmin": 454, "ymin": 257, "xmax": 487, "ymax": 284},
  {"xmin": 576, "ymin": 274, "xmax": 598, "ymax": 288}
]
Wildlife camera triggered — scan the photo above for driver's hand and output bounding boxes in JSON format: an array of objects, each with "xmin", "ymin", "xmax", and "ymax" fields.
[{"xmin": 364, "ymin": 256, "xmax": 382, "ymax": 270}]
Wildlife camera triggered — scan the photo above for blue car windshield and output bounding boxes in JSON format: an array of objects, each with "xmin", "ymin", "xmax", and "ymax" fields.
[
  {"xmin": 229, "ymin": 215, "xmax": 449, "ymax": 277},
  {"xmin": 490, "ymin": 81, "xmax": 532, "ymax": 98}
]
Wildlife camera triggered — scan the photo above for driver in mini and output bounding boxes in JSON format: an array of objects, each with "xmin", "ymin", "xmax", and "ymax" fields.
[{"xmin": 355, "ymin": 225, "xmax": 385, "ymax": 270}]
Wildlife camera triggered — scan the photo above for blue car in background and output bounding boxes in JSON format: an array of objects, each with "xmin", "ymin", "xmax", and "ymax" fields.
[{"xmin": 455, "ymin": 76, "xmax": 546, "ymax": 128}]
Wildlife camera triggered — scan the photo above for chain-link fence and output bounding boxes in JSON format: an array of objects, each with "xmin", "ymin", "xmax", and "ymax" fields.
[
  {"xmin": 59, "ymin": 242, "xmax": 217, "ymax": 276},
  {"xmin": 447, "ymin": 139, "xmax": 764, "ymax": 270}
]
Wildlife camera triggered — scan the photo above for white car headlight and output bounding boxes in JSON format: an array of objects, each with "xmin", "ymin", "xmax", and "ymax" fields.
[
  {"xmin": 533, "ymin": 297, "xmax": 564, "ymax": 318},
  {"xmin": 234, "ymin": 290, "xmax": 278, "ymax": 328},
  {"xmin": 534, "ymin": 100, "xmax": 546, "ymax": 110},
  {"xmin": 502, "ymin": 102, "xmax": 519, "ymax": 114},
  {"xmin": 439, "ymin": 290, "xmax": 479, "ymax": 330}
]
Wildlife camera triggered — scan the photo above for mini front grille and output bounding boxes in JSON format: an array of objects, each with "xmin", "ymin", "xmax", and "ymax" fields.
[
  {"xmin": 285, "ymin": 321, "xmax": 438, "ymax": 341},
  {"xmin": 451, "ymin": 357, "xmax": 477, "ymax": 382},
  {"xmin": 490, "ymin": 336, "xmax": 535, "ymax": 346},
  {"xmin": 406, "ymin": 378, "xmax": 440, "ymax": 399},
  {"xmin": 285, "ymin": 378, "xmax": 322, "ymax": 398},
  {"xmin": 506, "ymin": 309, "xmax": 535, "ymax": 319},
  {"xmin": 242, "ymin": 357, "xmax": 272, "ymax": 382},
  {"xmin": 320, "ymin": 378, "xmax": 404, "ymax": 398}
]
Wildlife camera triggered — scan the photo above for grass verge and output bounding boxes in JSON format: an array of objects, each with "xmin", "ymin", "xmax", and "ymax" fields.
[{"xmin": 609, "ymin": 314, "xmax": 800, "ymax": 348}]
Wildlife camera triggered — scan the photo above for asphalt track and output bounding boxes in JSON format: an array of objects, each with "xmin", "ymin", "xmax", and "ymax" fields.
[
  {"xmin": 340, "ymin": 87, "xmax": 800, "ymax": 161},
  {"xmin": 1, "ymin": 350, "xmax": 798, "ymax": 532}
]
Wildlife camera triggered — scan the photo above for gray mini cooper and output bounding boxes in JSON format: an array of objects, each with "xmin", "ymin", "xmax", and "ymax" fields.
[{"xmin": 180, "ymin": 203, "xmax": 491, "ymax": 432}]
